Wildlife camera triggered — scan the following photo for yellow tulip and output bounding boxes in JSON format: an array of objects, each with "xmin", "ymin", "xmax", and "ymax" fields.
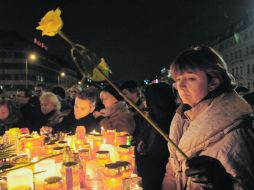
[
  {"xmin": 36, "ymin": 8, "xmax": 63, "ymax": 36},
  {"xmin": 90, "ymin": 58, "xmax": 111, "ymax": 81}
]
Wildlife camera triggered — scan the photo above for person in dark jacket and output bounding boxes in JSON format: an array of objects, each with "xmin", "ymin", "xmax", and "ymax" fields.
[
  {"xmin": 137, "ymin": 83, "xmax": 177, "ymax": 190},
  {"xmin": 74, "ymin": 87, "xmax": 101, "ymax": 133},
  {"xmin": 0, "ymin": 99, "xmax": 22, "ymax": 135}
]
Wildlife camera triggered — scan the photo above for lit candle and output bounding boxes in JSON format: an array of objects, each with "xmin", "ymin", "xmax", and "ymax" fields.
[
  {"xmin": 101, "ymin": 126, "xmax": 105, "ymax": 136},
  {"xmin": 100, "ymin": 144, "xmax": 119, "ymax": 162},
  {"xmin": 103, "ymin": 163, "xmax": 123, "ymax": 189},
  {"xmin": 64, "ymin": 135, "xmax": 76, "ymax": 150},
  {"xmin": 118, "ymin": 145, "xmax": 133, "ymax": 171},
  {"xmin": 95, "ymin": 150, "xmax": 111, "ymax": 167},
  {"xmin": 116, "ymin": 161, "xmax": 132, "ymax": 178},
  {"xmin": 76, "ymin": 125, "xmax": 86, "ymax": 141},
  {"xmin": 104, "ymin": 130, "xmax": 116, "ymax": 145},
  {"xmin": 44, "ymin": 176, "xmax": 64, "ymax": 190},
  {"xmin": 34, "ymin": 159, "xmax": 56, "ymax": 190},
  {"xmin": 7, "ymin": 168, "xmax": 33, "ymax": 190},
  {"xmin": 116, "ymin": 132, "xmax": 128, "ymax": 146},
  {"xmin": 61, "ymin": 161, "xmax": 80, "ymax": 190}
]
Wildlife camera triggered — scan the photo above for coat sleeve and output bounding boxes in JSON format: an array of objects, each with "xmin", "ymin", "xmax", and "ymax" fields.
[
  {"xmin": 216, "ymin": 126, "xmax": 254, "ymax": 190},
  {"xmin": 162, "ymin": 155, "xmax": 177, "ymax": 190},
  {"xmin": 111, "ymin": 113, "xmax": 136, "ymax": 135}
]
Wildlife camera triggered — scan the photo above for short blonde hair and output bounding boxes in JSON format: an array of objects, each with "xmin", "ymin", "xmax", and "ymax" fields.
[{"xmin": 40, "ymin": 92, "xmax": 61, "ymax": 111}]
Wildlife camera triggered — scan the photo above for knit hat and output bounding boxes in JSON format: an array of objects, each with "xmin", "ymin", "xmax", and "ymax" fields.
[
  {"xmin": 52, "ymin": 86, "xmax": 66, "ymax": 99},
  {"xmin": 120, "ymin": 80, "xmax": 138, "ymax": 90},
  {"xmin": 102, "ymin": 84, "xmax": 123, "ymax": 101}
]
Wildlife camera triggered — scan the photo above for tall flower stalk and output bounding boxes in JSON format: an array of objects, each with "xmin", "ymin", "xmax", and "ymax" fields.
[{"xmin": 36, "ymin": 8, "xmax": 188, "ymax": 159}]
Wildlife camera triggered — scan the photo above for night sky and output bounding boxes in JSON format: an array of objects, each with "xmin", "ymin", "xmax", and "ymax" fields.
[{"xmin": 0, "ymin": 0, "xmax": 254, "ymax": 83}]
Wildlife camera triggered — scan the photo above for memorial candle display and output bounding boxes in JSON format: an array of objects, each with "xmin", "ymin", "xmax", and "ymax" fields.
[{"xmin": 2, "ymin": 128, "xmax": 139, "ymax": 190}]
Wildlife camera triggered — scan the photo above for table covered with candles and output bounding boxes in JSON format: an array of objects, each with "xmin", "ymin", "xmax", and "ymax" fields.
[{"xmin": 0, "ymin": 127, "xmax": 142, "ymax": 190}]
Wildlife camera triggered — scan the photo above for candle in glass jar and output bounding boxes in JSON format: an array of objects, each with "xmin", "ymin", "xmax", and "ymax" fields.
[
  {"xmin": 93, "ymin": 134, "xmax": 103, "ymax": 152},
  {"xmin": 118, "ymin": 145, "xmax": 133, "ymax": 169},
  {"xmin": 52, "ymin": 147, "xmax": 64, "ymax": 164},
  {"xmin": 116, "ymin": 161, "xmax": 132, "ymax": 178},
  {"xmin": 96, "ymin": 150, "xmax": 111, "ymax": 167},
  {"xmin": 116, "ymin": 132, "xmax": 128, "ymax": 146},
  {"xmin": 100, "ymin": 144, "xmax": 119, "ymax": 162},
  {"xmin": 45, "ymin": 142, "xmax": 57, "ymax": 154},
  {"xmin": 34, "ymin": 159, "xmax": 56, "ymax": 190},
  {"xmin": 64, "ymin": 135, "xmax": 75, "ymax": 150},
  {"xmin": 76, "ymin": 125, "xmax": 86, "ymax": 141},
  {"xmin": 61, "ymin": 161, "xmax": 80, "ymax": 190},
  {"xmin": 7, "ymin": 168, "xmax": 33, "ymax": 190},
  {"xmin": 44, "ymin": 176, "xmax": 64, "ymax": 190},
  {"xmin": 57, "ymin": 140, "xmax": 68, "ymax": 148},
  {"xmin": 103, "ymin": 163, "xmax": 123, "ymax": 190},
  {"xmin": 104, "ymin": 130, "xmax": 116, "ymax": 145}
]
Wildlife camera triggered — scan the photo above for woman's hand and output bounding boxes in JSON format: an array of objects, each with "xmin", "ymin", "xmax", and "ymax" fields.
[
  {"xmin": 40, "ymin": 126, "xmax": 52, "ymax": 136},
  {"xmin": 185, "ymin": 155, "xmax": 233, "ymax": 190},
  {"xmin": 93, "ymin": 109, "xmax": 106, "ymax": 118}
]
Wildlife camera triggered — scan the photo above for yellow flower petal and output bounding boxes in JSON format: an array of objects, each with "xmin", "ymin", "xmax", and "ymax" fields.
[
  {"xmin": 90, "ymin": 58, "xmax": 111, "ymax": 81},
  {"xmin": 36, "ymin": 8, "xmax": 63, "ymax": 37}
]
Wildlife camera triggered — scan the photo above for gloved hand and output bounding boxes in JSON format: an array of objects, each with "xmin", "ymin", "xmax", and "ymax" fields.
[{"xmin": 185, "ymin": 155, "xmax": 233, "ymax": 190}]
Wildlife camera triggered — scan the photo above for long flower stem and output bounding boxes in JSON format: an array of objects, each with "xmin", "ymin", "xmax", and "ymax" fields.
[
  {"xmin": 57, "ymin": 32, "xmax": 188, "ymax": 160},
  {"xmin": 94, "ymin": 67, "xmax": 189, "ymax": 159},
  {"xmin": 58, "ymin": 31, "xmax": 75, "ymax": 48}
]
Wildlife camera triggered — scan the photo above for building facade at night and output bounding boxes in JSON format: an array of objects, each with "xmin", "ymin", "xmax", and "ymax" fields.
[
  {"xmin": 0, "ymin": 31, "xmax": 79, "ymax": 95},
  {"xmin": 213, "ymin": 11, "xmax": 254, "ymax": 91}
]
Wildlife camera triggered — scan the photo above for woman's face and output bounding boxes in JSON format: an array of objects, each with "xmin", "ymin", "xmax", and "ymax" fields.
[
  {"xmin": 0, "ymin": 105, "xmax": 9, "ymax": 121},
  {"xmin": 40, "ymin": 99, "xmax": 56, "ymax": 115},
  {"xmin": 174, "ymin": 70, "xmax": 210, "ymax": 107}
]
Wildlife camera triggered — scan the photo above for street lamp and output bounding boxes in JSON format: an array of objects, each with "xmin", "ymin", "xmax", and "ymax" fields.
[
  {"xmin": 25, "ymin": 53, "xmax": 37, "ymax": 87},
  {"xmin": 58, "ymin": 71, "xmax": 66, "ymax": 86}
]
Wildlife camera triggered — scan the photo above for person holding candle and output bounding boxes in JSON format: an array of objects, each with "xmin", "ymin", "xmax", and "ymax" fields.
[
  {"xmin": 162, "ymin": 46, "xmax": 254, "ymax": 190},
  {"xmin": 73, "ymin": 87, "xmax": 101, "ymax": 133},
  {"xmin": 94, "ymin": 83, "xmax": 136, "ymax": 135}
]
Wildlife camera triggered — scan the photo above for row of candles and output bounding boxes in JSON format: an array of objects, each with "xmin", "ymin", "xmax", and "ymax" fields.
[{"xmin": 0, "ymin": 127, "xmax": 142, "ymax": 190}]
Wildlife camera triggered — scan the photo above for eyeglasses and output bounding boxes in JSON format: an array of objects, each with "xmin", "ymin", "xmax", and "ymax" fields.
[
  {"xmin": 35, "ymin": 90, "xmax": 42, "ymax": 93},
  {"xmin": 16, "ymin": 95, "xmax": 26, "ymax": 98}
]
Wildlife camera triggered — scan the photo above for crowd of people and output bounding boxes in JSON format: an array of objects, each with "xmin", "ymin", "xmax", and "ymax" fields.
[{"xmin": 0, "ymin": 46, "xmax": 254, "ymax": 190}]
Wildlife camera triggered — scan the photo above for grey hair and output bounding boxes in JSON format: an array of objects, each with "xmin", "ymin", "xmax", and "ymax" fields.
[{"xmin": 40, "ymin": 92, "xmax": 61, "ymax": 111}]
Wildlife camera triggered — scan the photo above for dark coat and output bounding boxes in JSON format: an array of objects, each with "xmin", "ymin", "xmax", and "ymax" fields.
[
  {"xmin": 75, "ymin": 113, "xmax": 101, "ymax": 134},
  {"xmin": 137, "ymin": 83, "xmax": 177, "ymax": 190},
  {"xmin": 0, "ymin": 113, "xmax": 21, "ymax": 135}
]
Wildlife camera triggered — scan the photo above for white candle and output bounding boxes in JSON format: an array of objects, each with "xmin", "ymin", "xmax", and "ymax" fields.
[
  {"xmin": 7, "ymin": 168, "xmax": 33, "ymax": 190},
  {"xmin": 34, "ymin": 159, "xmax": 56, "ymax": 186},
  {"xmin": 99, "ymin": 143, "xmax": 119, "ymax": 162}
]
